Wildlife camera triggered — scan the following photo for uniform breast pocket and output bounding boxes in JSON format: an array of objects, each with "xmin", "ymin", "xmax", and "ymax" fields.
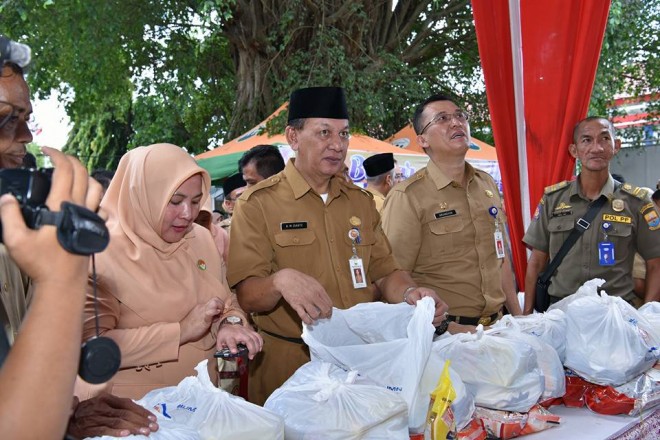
[
  {"xmin": 548, "ymin": 217, "xmax": 574, "ymax": 253},
  {"xmin": 606, "ymin": 223, "xmax": 632, "ymax": 261},
  {"xmin": 426, "ymin": 218, "xmax": 465, "ymax": 256},
  {"xmin": 274, "ymin": 231, "xmax": 318, "ymax": 270}
]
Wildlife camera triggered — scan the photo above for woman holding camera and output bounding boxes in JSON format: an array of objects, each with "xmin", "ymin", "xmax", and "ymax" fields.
[{"xmin": 78, "ymin": 143, "xmax": 262, "ymax": 400}]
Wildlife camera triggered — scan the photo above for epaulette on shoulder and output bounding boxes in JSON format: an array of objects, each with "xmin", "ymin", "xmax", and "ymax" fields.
[
  {"xmin": 241, "ymin": 175, "xmax": 281, "ymax": 200},
  {"xmin": 620, "ymin": 183, "xmax": 649, "ymax": 200},
  {"xmin": 360, "ymin": 188, "xmax": 374, "ymax": 199},
  {"xmin": 396, "ymin": 169, "xmax": 425, "ymax": 192},
  {"xmin": 544, "ymin": 181, "xmax": 569, "ymax": 195}
]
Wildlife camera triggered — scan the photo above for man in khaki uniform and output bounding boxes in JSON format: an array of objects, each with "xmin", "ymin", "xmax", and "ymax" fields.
[
  {"xmin": 227, "ymin": 86, "xmax": 449, "ymax": 405},
  {"xmin": 382, "ymin": 94, "xmax": 521, "ymax": 332},
  {"xmin": 363, "ymin": 153, "xmax": 397, "ymax": 213},
  {"xmin": 523, "ymin": 116, "xmax": 660, "ymax": 312},
  {"xmin": 238, "ymin": 144, "xmax": 285, "ymax": 187}
]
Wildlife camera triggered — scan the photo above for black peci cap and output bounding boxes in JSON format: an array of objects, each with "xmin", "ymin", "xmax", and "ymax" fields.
[
  {"xmin": 222, "ymin": 173, "xmax": 246, "ymax": 196},
  {"xmin": 363, "ymin": 153, "xmax": 395, "ymax": 177},
  {"xmin": 288, "ymin": 87, "xmax": 349, "ymax": 123}
]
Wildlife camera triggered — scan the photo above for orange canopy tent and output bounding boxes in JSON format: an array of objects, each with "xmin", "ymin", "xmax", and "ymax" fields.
[
  {"xmin": 195, "ymin": 104, "xmax": 428, "ymax": 182},
  {"xmin": 385, "ymin": 124, "xmax": 502, "ymax": 190}
]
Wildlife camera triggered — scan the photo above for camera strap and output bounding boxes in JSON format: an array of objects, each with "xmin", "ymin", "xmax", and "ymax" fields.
[
  {"xmin": 35, "ymin": 202, "xmax": 109, "ymax": 255},
  {"xmin": 538, "ymin": 194, "xmax": 609, "ymax": 287}
]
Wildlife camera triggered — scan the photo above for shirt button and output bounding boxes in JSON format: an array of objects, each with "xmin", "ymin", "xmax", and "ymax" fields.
[
  {"xmin": 329, "ymin": 237, "xmax": 334, "ymax": 242},
  {"xmin": 335, "ymin": 266, "xmax": 340, "ymax": 271},
  {"xmin": 293, "ymin": 237, "xmax": 300, "ymax": 244},
  {"xmin": 481, "ymin": 265, "xmax": 485, "ymax": 269}
]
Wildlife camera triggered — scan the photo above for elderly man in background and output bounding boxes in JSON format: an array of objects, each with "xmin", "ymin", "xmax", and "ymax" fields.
[
  {"xmin": 363, "ymin": 152, "xmax": 398, "ymax": 213},
  {"xmin": 219, "ymin": 172, "xmax": 247, "ymax": 232}
]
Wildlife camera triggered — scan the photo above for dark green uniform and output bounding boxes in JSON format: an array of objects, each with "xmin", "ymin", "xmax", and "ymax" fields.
[{"xmin": 523, "ymin": 175, "xmax": 660, "ymax": 299}]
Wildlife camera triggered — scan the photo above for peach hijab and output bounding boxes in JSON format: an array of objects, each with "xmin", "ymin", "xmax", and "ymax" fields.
[{"xmin": 94, "ymin": 143, "xmax": 224, "ymax": 323}]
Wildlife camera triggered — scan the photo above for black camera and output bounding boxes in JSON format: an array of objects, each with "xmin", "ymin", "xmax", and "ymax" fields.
[{"xmin": 0, "ymin": 168, "xmax": 109, "ymax": 255}]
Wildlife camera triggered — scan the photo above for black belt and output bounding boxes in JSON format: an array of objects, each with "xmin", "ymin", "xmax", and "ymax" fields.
[
  {"xmin": 549, "ymin": 295, "xmax": 562, "ymax": 305},
  {"xmin": 447, "ymin": 312, "xmax": 500, "ymax": 326},
  {"xmin": 261, "ymin": 329, "xmax": 304, "ymax": 345}
]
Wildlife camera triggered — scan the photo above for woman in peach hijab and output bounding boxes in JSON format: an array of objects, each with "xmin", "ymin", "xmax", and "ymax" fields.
[{"xmin": 80, "ymin": 143, "xmax": 262, "ymax": 399}]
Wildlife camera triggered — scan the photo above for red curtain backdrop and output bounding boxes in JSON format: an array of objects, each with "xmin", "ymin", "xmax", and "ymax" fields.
[{"xmin": 472, "ymin": 0, "xmax": 610, "ymax": 291}]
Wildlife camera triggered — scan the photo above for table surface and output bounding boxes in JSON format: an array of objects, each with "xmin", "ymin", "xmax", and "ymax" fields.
[{"xmin": 525, "ymin": 405, "xmax": 658, "ymax": 440}]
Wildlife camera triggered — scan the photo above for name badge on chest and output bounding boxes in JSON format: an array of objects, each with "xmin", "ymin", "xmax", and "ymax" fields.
[
  {"xmin": 489, "ymin": 207, "xmax": 505, "ymax": 259},
  {"xmin": 281, "ymin": 221, "xmax": 308, "ymax": 230},
  {"xmin": 348, "ymin": 227, "xmax": 367, "ymax": 288},
  {"xmin": 598, "ymin": 222, "xmax": 615, "ymax": 266}
]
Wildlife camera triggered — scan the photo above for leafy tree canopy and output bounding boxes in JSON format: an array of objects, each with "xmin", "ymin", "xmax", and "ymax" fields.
[{"xmin": 0, "ymin": 0, "xmax": 657, "ymax": 170}]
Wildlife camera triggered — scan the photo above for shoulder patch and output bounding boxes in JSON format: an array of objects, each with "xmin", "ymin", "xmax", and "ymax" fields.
[
  {"xmin": 544, "ymin": 181, "xmax": 569, "ymax": 195},
  {"xmin": 620, "ymin": 184, "xmax": 648, "ymax": 200},
  {"xmin": 474, "ymin": 168, "xmax": 497, "ymax": 184},
  {"xmin": 242, "ymin": 175, "xmax": 280, "ymax": 200},
  {"xmin": 360, "ymin": 188, "xmax": 374, "ymax": 199},
  {"xmin": 396, "ymin": 169, "xmax": 426, "ymax": 192}
]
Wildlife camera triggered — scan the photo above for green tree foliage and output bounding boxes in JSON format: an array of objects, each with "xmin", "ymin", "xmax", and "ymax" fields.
[
  {"xmin": 591, "ymin": 0, "xmax": 660, "ymax": 147},
  {"xmin": 1, "ymin": 0, "xmax": 657, "ymax": 167}
]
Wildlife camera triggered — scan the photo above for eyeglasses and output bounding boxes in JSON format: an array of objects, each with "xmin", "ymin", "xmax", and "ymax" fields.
[
  {"xmin": 419, "ymin": 110, "xmax": 469, "ymax": 135},
  {"xmin": 0, "ymin": 100, "xmax": 33, "ymax": 132},
  {"xmin": 0, "ymin": 100, "xmax": 16, "ymax": 129}
]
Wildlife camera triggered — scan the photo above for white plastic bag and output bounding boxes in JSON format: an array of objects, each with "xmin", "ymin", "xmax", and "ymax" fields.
[
  {"xmin": 302, "ymin": 297, "xmax": 435, "ymax": 431},
  {"xmin": 85, "ymin": 412, "xmax": 200, "ymax": 440},
  {"xmin": 558, "ymin": 282, "xmax": 659, "ymax": 386},
  {"xmin": 432, "ymin": 327, "xmax": 544, "ymax": 412},
  {"xmin": 492, "ymin": 309, "xmax": 568, "ymax": 362},
  {"xmin": 639, "ymin": 302, "xmax": 660, "ymax": 341},
  {"xmin": 265, "ymin": 361, "xmax": 408, "ymax": 439},
  {"xmin": 487, "ymin": 325, "xmax": 565, "ymax": 400},
  {"xmin": 139, "ymin": 360, "xmax": 283, "ymax": 439}
]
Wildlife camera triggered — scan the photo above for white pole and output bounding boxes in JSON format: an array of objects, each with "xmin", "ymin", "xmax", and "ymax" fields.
[{"xmin": 507, "ymin": 0, "xmax": 532, "ymax": 234}]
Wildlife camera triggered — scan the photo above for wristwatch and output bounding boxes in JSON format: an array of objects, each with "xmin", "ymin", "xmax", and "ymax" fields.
[
  {"xmin": 434, "ymin": 319, "xmax": 449, "ymax": 336},
  {"xmin": 221, "ymin": 316, "xmax": 243, "ymax": 326}
]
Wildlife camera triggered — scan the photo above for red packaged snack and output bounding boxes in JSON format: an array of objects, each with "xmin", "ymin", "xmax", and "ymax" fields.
[
  {"xmin": 454, "ymin": 418, "xmax": 487, "ymax": 440},
  {"xmin": 584, "ymin": 385, "xmax": 636, "ymax": 415}
]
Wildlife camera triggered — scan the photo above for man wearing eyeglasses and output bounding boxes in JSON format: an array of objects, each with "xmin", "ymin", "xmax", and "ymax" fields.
[
  {"xmin": 382, "ymin": 93, "xmax": 522, "ymax": 333},
  {"xmin": 0, "ymin": 64, "xmax": 32, "ymax": 168},
  {"xmin": 1, "ymin": 48, "xmax": 159, "ymax": 438},
  {"xmin": 219, "ymin": 172, "xmax": 247, "ymax": 232}
]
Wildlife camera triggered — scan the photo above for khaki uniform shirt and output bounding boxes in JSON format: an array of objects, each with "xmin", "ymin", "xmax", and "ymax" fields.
[
  {"xmin": 382, "ymin": 161, "xmax": 506, "ymax": 317},
  {"xmin": 227, "ymin": 160, "xmax": 400, "ymax": 404},
  {"xmin": 366, "ymin": 187, "xmax": 385, "ymax": 213},
  {"xmin": 0, "ymin": 244, "xmax": 30, "ymax": 345},
  {"xmin": 228, "ymin": 159, "xmax": 399, "ymax": 337},
  {"xmin": 523, "ymin": 175, "xmax": 660, "ymax": 298}
]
